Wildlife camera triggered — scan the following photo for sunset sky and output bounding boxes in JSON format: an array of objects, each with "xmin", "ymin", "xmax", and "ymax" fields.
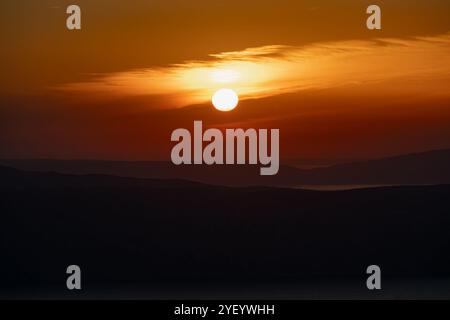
[{"xmin": 1, "ymin": 0, "xmax": 450, "ymax": 162}]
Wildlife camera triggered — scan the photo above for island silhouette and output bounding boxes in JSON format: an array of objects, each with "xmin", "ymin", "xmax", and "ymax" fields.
[{"xmin": 1, "ymin": 149, "xmax": 450, "ymax": 299}]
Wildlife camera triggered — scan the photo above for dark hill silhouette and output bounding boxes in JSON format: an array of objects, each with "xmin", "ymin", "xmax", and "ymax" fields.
[
  {"xmin": 0, "ymin": 165, "xmax": 205, "ymax": 189},
  {"xmin": 298, "ymin": 148, "xmax": 450, "ymax": 186},
  {"xmin": 1, "ymin": 165, "xmax": 449, "ymax": 298},
  {"xmin": 1, "ymin": 148, "xmax": 450, "ymax": 187}
]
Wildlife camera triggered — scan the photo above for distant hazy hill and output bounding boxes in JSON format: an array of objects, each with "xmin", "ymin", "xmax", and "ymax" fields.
[
  {"xmin": 0, "ymin": 165, "xmax": 204, "ymax": 189},
  {"xmin": 1, "ymin": 148, "xmax": 450, "ymax": 187}
]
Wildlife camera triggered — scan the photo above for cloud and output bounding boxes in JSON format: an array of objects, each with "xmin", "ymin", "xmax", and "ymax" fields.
[{"xmin": 59, "ymin": 33, "xmax": 450, "ymax": 108}]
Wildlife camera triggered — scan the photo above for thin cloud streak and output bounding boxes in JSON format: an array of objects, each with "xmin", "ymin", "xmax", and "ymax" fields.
[{"xmin": 59, "ymin": 33, "xmax": 450, "ymax": 108}]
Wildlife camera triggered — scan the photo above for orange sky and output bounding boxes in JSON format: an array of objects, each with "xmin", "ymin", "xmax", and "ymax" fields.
[{"xmin": 1, "ymin": 0, "xmax": 450, "ymax": 161}]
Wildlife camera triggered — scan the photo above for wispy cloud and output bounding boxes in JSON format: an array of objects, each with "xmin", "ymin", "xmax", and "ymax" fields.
[{"xmin": 60, "ymin": 33, "xmax": 450, "ymax": 107}]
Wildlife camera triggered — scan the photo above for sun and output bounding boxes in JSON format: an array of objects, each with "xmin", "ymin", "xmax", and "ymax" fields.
[{"xmin": 212, "ymin": 88, "xmax": 239, "ymax": 111}]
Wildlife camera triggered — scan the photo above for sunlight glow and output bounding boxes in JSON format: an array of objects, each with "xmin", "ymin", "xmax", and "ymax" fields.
[
  {"xmin": 212, "ymin": 88, "xmax": 239, "ymax": 111},
  {"xmin": 210, "ymin": 69, "xmax": 241, "ymax": 83},
  {"xmin": 61, "ymin": 34, "xmax": 450, "ymax": 109}
]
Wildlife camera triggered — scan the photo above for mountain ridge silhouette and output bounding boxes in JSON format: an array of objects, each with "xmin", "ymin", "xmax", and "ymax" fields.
[
  {"xmin": 1, "ymin": 148, "xmax": 450, "ymax": 186},
  {"xmin": 1, "ymin": 163, "xmax": 450, "ymax": 298}
]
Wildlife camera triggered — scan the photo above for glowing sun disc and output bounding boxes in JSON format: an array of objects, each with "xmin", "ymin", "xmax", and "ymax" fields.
[{"xmin": 212, "ymin": 88, "xmax": 239, "ymax": 111}]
